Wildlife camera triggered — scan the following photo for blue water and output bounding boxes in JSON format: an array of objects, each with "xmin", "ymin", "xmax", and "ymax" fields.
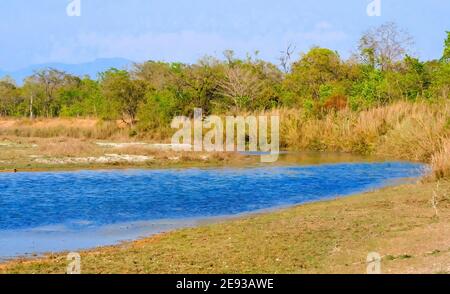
[{"xmin": 0, "ymin": 162, "xmax": 424, "ymax": 232}]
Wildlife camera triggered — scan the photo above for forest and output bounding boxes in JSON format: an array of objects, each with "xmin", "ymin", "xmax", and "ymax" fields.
[{"xmin": 0, "ymin": 23, "xmax": 447, "ymax": 127}]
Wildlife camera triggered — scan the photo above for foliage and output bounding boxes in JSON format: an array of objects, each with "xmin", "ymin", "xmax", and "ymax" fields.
[
  {"xmin": 137, "ymin": 89, "xmax": 178, "ymax": 132},
  {"xmin": 0, "ymin": 23, "xmax": 448, "ymax": 137},
  {"xmin": 99, "ymin": 69, "xmax": 147, "ymax": 124}
]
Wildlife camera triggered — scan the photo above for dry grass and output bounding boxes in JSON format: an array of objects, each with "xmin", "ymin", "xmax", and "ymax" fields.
[
  {"xmin": 35, "ymin": 138, "xmax": 102, "ymax": 157},
  {"xmin": 431, "ymin": 139, "xmax": 450, "ymax": 180},
  {"xmin": 278, "ymin": 101, "xmax": 450, "ymax": 179},
  {"xmin": 0, "ymin": 134, "xmax": 254, "ymax": 172},
  {"xmin": 0, "ymin": 118, "xmax": 128, "ymax": 140},
  {"xmin": 109, "ymin": 144, "xmax": 242, "ymax": 163}
]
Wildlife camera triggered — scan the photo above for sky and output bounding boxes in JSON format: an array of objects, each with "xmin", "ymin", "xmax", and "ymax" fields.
[{"xmin": 0, "ymin": 0, "xmax": 448, "ymax": 70}]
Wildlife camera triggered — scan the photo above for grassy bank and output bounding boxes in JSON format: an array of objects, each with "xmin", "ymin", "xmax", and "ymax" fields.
[
  {"xmin": 0, "ymin": 119, "xmax": 254, "ymax": 172},
  {"xmin": 1, "ymin": 101, "xmax": 449, "ymax": 176},
  {"xmin": 1, "ymin": 180, "xmax": 449, "ymax": 274},
  {"xmin": 0, "ymin": 139, "xmax": 252, "ymax": 173}
]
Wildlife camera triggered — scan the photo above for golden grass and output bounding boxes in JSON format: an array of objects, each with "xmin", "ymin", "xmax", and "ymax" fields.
[
  {"xmin": 431, "ymin": 138, "xmax": 450, "ymax": 180},
  {"xmin": 277, "ymin": 101, "xmax": 450, "ymax": 179},
  {"xmin": 0, "ymin": 118, "xmax": 128, "ymax": 139}
]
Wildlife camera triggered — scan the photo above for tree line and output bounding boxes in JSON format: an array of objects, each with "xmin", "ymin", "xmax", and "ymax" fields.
[{"xmin": 0, "ymin": 23, "xmax": 449, "ymax": 132}]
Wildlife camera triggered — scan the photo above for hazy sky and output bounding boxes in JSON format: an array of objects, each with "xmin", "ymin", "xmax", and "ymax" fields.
[{"xmin": 0, "ymin": 0, "xmax": 448, "ymax": 70}]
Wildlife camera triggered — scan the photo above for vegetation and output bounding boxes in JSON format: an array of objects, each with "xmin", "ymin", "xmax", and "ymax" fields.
[
  {"xmin": 0, "ymin": 23, "xmax": 449, "ymax": 274},
  {"xmin": 0, "ymin": 23, "xmax": 447, "ymax": 120},
  {"xmin": 278, "ymin": 101, "xmax": 450, "ymax": 180},
  {"xmin": 0, "ymin": 119, "xmax": 252, "ymax": 172},
  {"xmin": 0, "ymin": 23, "xmax": 449, "ymax": 178},
  {"xmin": 2, "ymin": 181, "xmax": 449, "ymax": 274}
]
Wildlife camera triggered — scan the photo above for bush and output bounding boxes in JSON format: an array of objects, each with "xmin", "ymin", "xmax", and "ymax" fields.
[{"xmin": 137, "ymin": 89, "xmax": 178, "ymax": 135}]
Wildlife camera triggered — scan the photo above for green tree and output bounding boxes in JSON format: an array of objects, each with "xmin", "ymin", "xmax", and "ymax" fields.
[
  {"xmin": 100, "ymin": 69, "xmax": 148, "ymax": 125},
  {"xmin": 59, "ymin": 77, "xmax": 105, "ymax": 117},
  {"xmin": 0, "ymin": 77, "xmax": 19, "ymax": 116},
  {"xmin": 283, "ymin": 47, "xmax": 343, "ymax": 105},
  {"xmin": 441, "ymin": 31, "xmax": 450, "ymax": 63},
  {"xmin": 137, "ymin": 89, "xmax": 178, "ymax": 133},
  {"xmin": 398, "ymin": 56, "xmax": 429, "ymax": 100},
  {"xmin": 132, "ymin": 61, "xmax": 176, "ymax": 91},
  {"xmin": 30, "ymin": 68, "xmax": 78, "ymax": 117},
  {"xmin": 21, "ymin": 77, "xmax": 45, "ymax": 118}
]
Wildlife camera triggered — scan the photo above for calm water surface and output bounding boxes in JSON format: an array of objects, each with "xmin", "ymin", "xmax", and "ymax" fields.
[{"xmin": 0, "ymin": 155, "xmax": 425, "ymax": 259}]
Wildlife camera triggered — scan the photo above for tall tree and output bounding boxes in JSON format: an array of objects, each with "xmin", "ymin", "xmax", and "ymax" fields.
[
  {"xmin": 359, "ymin": 22, "xmax": 414, "ymax": 71},
  {"xmin": 0, "ymin": 77, "xmax": 18, "ymax": 116},
  {"xmin": 100, "ymin": 69, "xmax": 147, "ymax": 125},
  {"xmin": 30, "ymin": 68, "xmax": 76, "ymax": 117},
  {"xmin": 218, "ymin": 66, "xmax": 263, "ymax": 111},
  {"xmin": 284, "ymin": 47, "xmax": 342, "ymax": 101}
]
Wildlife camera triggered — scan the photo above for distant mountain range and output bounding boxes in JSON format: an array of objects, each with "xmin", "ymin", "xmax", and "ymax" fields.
[{"xmin": 0, "ymin": 58, "xmax": 134, "ymax": 84}]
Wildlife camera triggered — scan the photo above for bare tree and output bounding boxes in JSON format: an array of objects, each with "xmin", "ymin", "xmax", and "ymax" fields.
[
  {"xmin": 31, "ymin": 68, "xmax": 73, "ymax": 117},
  {"xmin": 218, "ymin": 67, "xmax": 263, "ymax": 111},
  {"xmin": 279, "ymin": 44, "xmax": 295, "ymax": 73},
  {"xmin": 359, "ymin": 22, "xmax": 414, "ymax": 71},
  {"xmin": 223, "ymin": 50, "xmax": 236, "ymax": 65}
]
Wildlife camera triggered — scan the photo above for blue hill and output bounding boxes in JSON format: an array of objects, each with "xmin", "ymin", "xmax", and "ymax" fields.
[{"xmin": 0, "ymin": 58, "xmax": 134, "ymax": 84}]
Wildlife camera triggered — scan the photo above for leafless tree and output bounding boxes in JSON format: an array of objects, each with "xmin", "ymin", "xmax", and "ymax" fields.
[
  {"xmin": 279, "ymin": 44, "xmax": 296, "ymax": 73},
  {"xmin": 218, "ymin": 67, "xmax": 263, "ymax": 110},
  {"xmin": 31, "ymin": 68, "xmax": 77, "ymax": 117},
  {"xmin": 359, "ymin": 22, "xmax": 414, "ymax": 71}
]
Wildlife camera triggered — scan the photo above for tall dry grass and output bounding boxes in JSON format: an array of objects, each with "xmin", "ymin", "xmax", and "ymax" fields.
[
  {"xmin": 277, "ymin": 101, "xmax": 450, "ymax": 179},
  {"xmin": 0, "ymin": 118, "xmax": 128, "ymax": 139},
  {"xmin": 431, "ymin": 138, "xmax": 450, "ymax": 180}
]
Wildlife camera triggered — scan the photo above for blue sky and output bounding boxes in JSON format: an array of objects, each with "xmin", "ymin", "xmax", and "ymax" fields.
[{"xmin": 0, "ymin": 0, "xmax": 448, "ymax": 70}]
